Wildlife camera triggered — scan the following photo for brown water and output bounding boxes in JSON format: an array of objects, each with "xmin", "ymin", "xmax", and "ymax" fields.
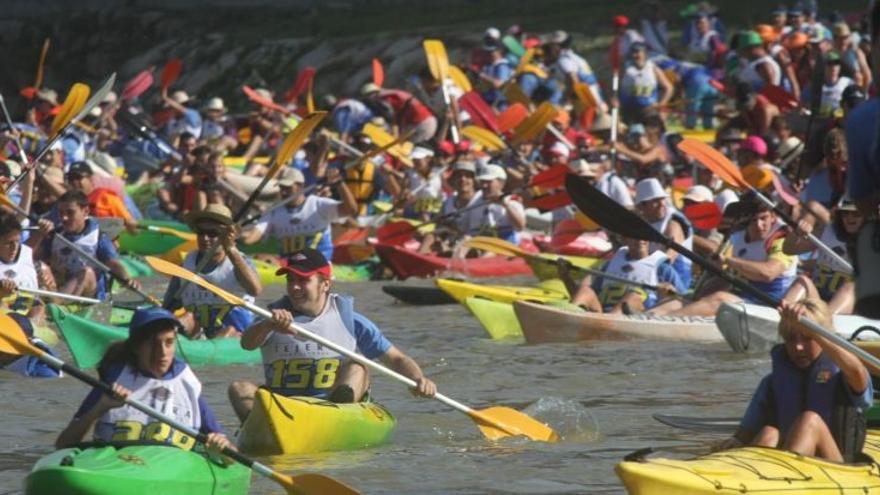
[{"xmin": 0, "ymin": 275, "xmax": 770, "ymax": 494}]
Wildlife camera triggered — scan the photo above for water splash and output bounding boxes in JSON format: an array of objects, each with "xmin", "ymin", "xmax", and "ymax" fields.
[{"xmin": 523, "ymin": 396, "xmax": 601, "ymax": 442}]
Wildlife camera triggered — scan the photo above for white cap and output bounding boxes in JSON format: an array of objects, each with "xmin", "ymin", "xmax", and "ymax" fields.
[
  {"xmin": 715, "ymin": 189, "xmax": 739, "ymax": 213},
  {"xmin": 202, "ymin": 97, "xmax": 226, "ymax": 112},
  {"xmin": 476, "ymin": 164, "xmax": 507, "ymax": 181},
  {"xmin": 548, "ymin": 141, "xmax": 569, "ymax": 157},
  {"xmin": 171, "ymin": 90, "xmax": 190, "ymax": 104},
  {"xmin": 360, "ymin": 83, "xmax": 381, "ymax": 96},
  {"xmin": 410, "ymin": 146, "xmax": 434, "ymax": 160},
  {"xmin": 277, "ymin": 167, "xmax": 305, "ymax": 187},
  {"xmin": 485, "ymin": 27, "xmax": 501, "ymax": 39},
  {"xmin": 89, "ymin": 106, "xmax": 103, "ymax": 117},
  {"xmin": 634, "ymin": 178, "xmax": 668, "ymax": 203},
  {"xmin": 683, "ymin": 184, "xmax": 714, "ymax": 203},
  {"xmin": 102, "ymin": 90, "xmax": 118, "ymax": 104},
  {"xmin": 569, "ymin": 158, "xmax": 599, "ymax": 177}
]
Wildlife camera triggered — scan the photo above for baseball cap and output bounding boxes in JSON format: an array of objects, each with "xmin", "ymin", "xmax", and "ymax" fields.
[
  {"xmin": 275, "ymin": 248, "xmax": 332, "ymax": 278},
  {"xmin": 36, "ymin": 88, "xmax": 59, "ymax": 106},
  {"xmin": 277, "ymin": 167, "xmax": 306, "ymax": 187},
  {"xmin": 360, "ymin": 83, "xmax": 381, "ymax": 96},
  {"xmin": 784, "ymin": 32, "xmax": 809, "ymax": 50},
  {"xmin": 476, "ymin": 164, "xmax": 507, "ymax": 181},
  {"xmin": 613, "ymin": 15, "xmax": 630, "ymax": 27},
  {"xmin": 410, "ymin": 146, "xmax": 434, "ymax": 160},
  {"xmin": 683, "ymin": 185, "xmax": 714, "ymax": 203},
  {"xmin": 741, "ymin": 135, "xmax": 768, "ymax": 156},
  {"xmin": 66, "ymin": 161, "xmax": 94, "ymax": 179},
  {"xmin": 825, "ymin": 52, "xmax": 842, "ymax": 65},
  {"xmin": 715, "ymin": 189, "xmax": 740, "ymax": 213},
  {"xmin": 130, "ymin": 306, "xmax": 183, "ymax": 336},
  {"xmin": 484, "ymin": 27, "xmax": 501, "ymax": 40},
  {"xmin": 842, "ymin": 84, "xmax": 866, "ymax": 108},
  {"xmin": 202, "ymin": 97, "xmax": 227, "ymax": 112},
  {"xmin": 452, "ymin": 161, "xmax": 477, "ymax": 174},
  {"xmin": 547, "ymin": 141, "xmax": 569, "ymax": 157},
  {"xmin": 569, "ymin": 158, "xmax": 600, "ymax": 177},
  {"xmin": 437, "ymin": 140, "xmax": 455, "ymax": 157},
  {"xmin": 634, "ymin": 178, "xmax": 668, "ymax": 203},
  {"xmin": 739, "ymin": 31, "xmax": 763, "ymax": 48}
]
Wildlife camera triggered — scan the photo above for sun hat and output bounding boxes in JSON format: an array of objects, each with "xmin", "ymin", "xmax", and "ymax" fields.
[
  {"xmin": 569, "ymin": 158, "xmax": 600, "ymax": 177},
  {"xmin": 452, "ymin": 161, "xmax": 477, "ymax": 174},
  {"xmin": 360, "ymin": 83, "xmax": 381, "ymax": 96},
  {"xmin": 784, "ymin": 32, "xmax": 809, "ymax": 50},
  {"xmin": 170, "ymin": 90, "xmax": 190, "ymax": 105},
  {"xmin": 715, "ymin": 189, "xmax": 740, "ymax": 213},
  {"xmin": 202, "ymin": 97, "xmax": 227, "ymax": 112},
  {"xmin": 36, "ymin": 88, "xmax": 59, "ymax": 106},
  {"xmin": 410, "ymin": 146, "xmax": 434, "ymax": 160},
  {"xmin": 476, "ymin": 164, "xmax": 507, "ymax": 182},
  {"xmin": 683, "ymin": 185, "xmax": 714, "ymax": 203},
  {"xmin": 276, "ymin": 167, "xmax": 306, "ymax": 187},
  {"xmin": 185, "ymin": 204, "xmax": 234, "ymax": 229},
  {"xmin": 634, "ymin": 178, "xmax": 668, "ymax": 203}
]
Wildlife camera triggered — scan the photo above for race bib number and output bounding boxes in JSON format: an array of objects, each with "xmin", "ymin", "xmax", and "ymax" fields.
[
  {"xmin": 110, "ymin": 420, "xmax": 197, "ymax": 450},
  {"xmin": 814, "ymin": 265, "xmax": 851, "ymax": 294},
  {"xmin": 268, "ymin": 357, "xmax": 341, "ymax": 391},
  {"xmin": 281, "ymin": 232, "xmax": 323, "ymax": 255},
  {"xmin": 186, "ymin": 304, "xmax": 232, "ymax": 331}
]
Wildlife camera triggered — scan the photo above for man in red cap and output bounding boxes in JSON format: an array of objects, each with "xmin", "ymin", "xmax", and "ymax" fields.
[
  {"xmin": 228, "ymin": 248, "xmax": 437, "ymax": 419},
  {"xmin": 612, "ymin": 15, "xmax": 645, "ymax": 65}
]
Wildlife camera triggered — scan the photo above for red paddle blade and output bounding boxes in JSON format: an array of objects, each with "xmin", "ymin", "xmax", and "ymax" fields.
[
  {"xmin": 709, "ymin": 79, "xmax": 726, "ymax": 93},
  {"xmin": 760, "ymin": 85, "xmax": 799, "ymax": 111},
  {"xmin": 122, "ymin": 69, "xmax": 154, "ymax": 102},
  {"xmin": 551, "ymin": 218, "xmax": 583, "ymax": 246},
  {"xmin": 459, "ymin": 91, "xmax": 499, "ymax": 133},
  {"xmin": 683, "ymin": 201, "xmax": 722, "ymax": 230},
  {"xmin": 530, "ymin": 165, "xmax": 569, "ymax": 189},
  {"xmin": 526, "ymin": 190, "xmax": 571, "ymax": 212},
  {"xmin": 372, "ymin": 58, "xmax": 384, "ymax": 87},
  {"xmin": 160, "ymin": 58, "xmax": 182, "ymax": 90},
  {"xmin": 497, "ymin": 103, "xmax": 528, "ymax": 133},
  {"xmin": 242, "ymin": 85, "xmax": 289, "ymax": 115},
  {"xmin": 284, "ymin": 67, "xmax": 316, "ymax": 104},
  {"xmin": 20, "ymin": 87, "xmax": 37, "ymax": 100},
  {"xmin": 377, "ymin": 221, "xmax": 416, "ymax": 246}
]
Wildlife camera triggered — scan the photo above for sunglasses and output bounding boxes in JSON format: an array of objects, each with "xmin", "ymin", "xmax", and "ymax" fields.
[{"xmin": 197, "ymin": 229, "xmax": 223, "ymax": 238}]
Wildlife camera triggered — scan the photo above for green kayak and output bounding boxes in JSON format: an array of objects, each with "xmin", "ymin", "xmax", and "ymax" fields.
[
  {"xmin": 49, "ymin": 305, "xmax": 260, "ymax": 369},
  {"xmin": 118, "ymin": 254, "xmax": 154, "ymax": 277},
  {"xmin": 119, "ymin": 219, "xmax": 280, "ymax": 257},
  {"xmin": 24, "ymin": 443, "xmax": 251, "ymax": 494}
]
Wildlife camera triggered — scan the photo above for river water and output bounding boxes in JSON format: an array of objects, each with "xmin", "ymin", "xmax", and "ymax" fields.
[{"xmin": 0, "ymin": 275, "xmax": 770, "ymax": 494}]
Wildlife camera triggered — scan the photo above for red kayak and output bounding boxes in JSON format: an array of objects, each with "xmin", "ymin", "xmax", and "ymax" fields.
[{"xmin": 373, "ymin": 243, "xmax": 533, "ymax": 279}]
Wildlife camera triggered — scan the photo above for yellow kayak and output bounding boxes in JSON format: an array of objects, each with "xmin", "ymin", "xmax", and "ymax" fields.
[
  {"xmin": 464, "ymin": 297, "xmax": 523, "ymax": 340},
  {"xmin": 237, "ymin": 388, "xmax": 396, "ymax": 455},
  {"xmin": 526, "ymin": 254, "xmax": 604, "ymax": 281},
  {"xmin": 436, "ymin": 278, "xmax": 569, "ymax": 306},
  {"xmin": 617, "ymin": 430, "xmax": 880, "ymax": 494}
]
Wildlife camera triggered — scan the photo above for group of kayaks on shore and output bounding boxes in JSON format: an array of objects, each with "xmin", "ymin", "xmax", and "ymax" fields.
[{"xmin": 5, "ymin": 0, "xmax": 880, "ymax": 492}]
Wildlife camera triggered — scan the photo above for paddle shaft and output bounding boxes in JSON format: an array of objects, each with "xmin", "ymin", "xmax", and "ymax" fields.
[
  {"xmin": 0, "ymin": 93, "xmax": 29, "ymax": 165},
  {"xmin": 609, "ymin": 71, "xmax": 620, "ymax": 169},
  {"xmin": 32, "ymin": 350, "xmax": 294, "ymax": 486},
  {"xmin": 19, "ymin": 287, "xmax": 100, "ymax": 304}
]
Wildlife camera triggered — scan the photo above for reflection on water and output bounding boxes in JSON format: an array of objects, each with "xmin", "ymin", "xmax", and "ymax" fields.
[{"xmin": 1, "ymin": 275, "xmax": 767, "ymax": 494}]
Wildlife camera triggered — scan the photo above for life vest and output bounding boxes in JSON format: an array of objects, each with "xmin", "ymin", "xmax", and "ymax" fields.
[
  {"xmin": 688, "ymin": 30, "xmax": 719, "ymax": 58},
  {"xmin": 621, "ymin": 61, "xmax": 659, "ymax": 108},
  {"xmin": 253, "ymin": 195, "xmax": 337, "ymax": 258},
  {"xmin": 404, "ymin": 169, "xmax": 444, "ymax": 217},
  {"xmin": 441, "ymin": 191, "xmax": 485, "ymax": 237},
  {"xmin": 769, "ymin": 345, "xmax": 866, "ymax": 461},
  {"xmin": 87, "ymin": 188, "xmax": 130, "ymax": 220},
  {"xmin": 819, "ymin": 76, "xmax": 854, "ymax": 118},
  {"xmin": 94, "ymin": 360, "xmax": 203, "ymax": 450},
  {"xmin": 345, "ymin": 161, "xmax": 377, "ymax": 216},
  {"xmin": 729, "ymin": 224, "xmax": 797, "ymax": 300},
  {"xmin": 478, "ymin": 200, "xmax": 524, "ymax": 245},
  {"xmin": 378, "ymin": 89, "xmax": 433, "ymax": 127},
  {"xmin": 597, "ymin": 248, "xmax": 666, "ymax": 308},
  {"xmin": 740, "ymin": 55, "xmax": 781, "ymax": 90},
  {"xmin": 649, "ymin": 209, "xmax": 694, "ymax": 288},
  {"xmin": 50, "ymin": 219, "xmax": 101, "ymax": 278},
  {"xmin": 180, "ymin": 251, "xmax": 255, "ymax": 338},
  {"xmin": 812, "ymin": 226, "xmax": 853, "ymax": 296},
  {"xmin": 0, "ymin": 244, "xmax": 39, "ymax": 314},
  {"xmin": 260, "ymin": 294, "xmax": 359, "ymax": 398},
  {"xmin": 839, "ymin": 47, "xmax": 861, "ymax": 81}
]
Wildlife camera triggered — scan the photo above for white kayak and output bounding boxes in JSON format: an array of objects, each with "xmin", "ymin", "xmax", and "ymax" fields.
[
  {"xmin": 513, "ymin": 300, "xmax": 721, "ymax": 344},
  {"xmin": 715, "ymin": 302, "xmax": 880, "ymax": 353}
]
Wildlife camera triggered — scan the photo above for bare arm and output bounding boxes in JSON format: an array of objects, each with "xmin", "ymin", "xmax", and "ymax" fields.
[{"xmin": 654, "ymin": 67, "xmax": 674, "ymax": 107}]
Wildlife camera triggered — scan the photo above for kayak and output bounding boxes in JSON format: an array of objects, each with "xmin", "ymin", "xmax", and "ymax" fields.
[
  {"xmin": 465, "ymin": 297, "xmax": 524, "ymax": 340},
  {"xmin": 24, "ymin": 444, "xmax": 251, "ymax": 495},
  {"xmin": 119, "ymin": 219, "xmax": 193, "ymax": 257},
  {"xmin": 373, "ymin": 243, "xmax": 533, "ymax": 279},
  {"xmin": 532, "ymin": 232, "xmax": 613, "ymax": 258},
  {"xmin": 616, "ymin": 429, "xmax": 880, "ymax": 494},
  {"xmin": 237, "ymin": 388, "xmax": 396, "ymax": 455},
  {"xmin": 119, "ymin": 255, "xmax": 154, "ymax": 277},
  {"xmin": 525, "ymin": 253, "xmax": 605, "ymax": 281},
  {"xmin": 382, "ymin": 285, "xmax": 456, "ymax": 305},
  {"xmin": 715, "ymin": 302, "xmax": 880, "ymax": 353},
  {"xmin": 513, "ymin": 301, "xmax": 721, "ymax": 344},
  {"xmin": 436, "ymin": 278, "xmax": 569, "ymax": 305},
  {"xmin": 48, "ymin": 304, "xmax": 260, "ymax": 368}
]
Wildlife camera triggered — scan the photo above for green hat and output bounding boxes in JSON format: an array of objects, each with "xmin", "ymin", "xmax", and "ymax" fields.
[
  {"xmin": 825, "ymin": 52, "xmax": 842, "ymax": 64},
  {"xmin": 739, "ymin": 31, "xmax": 763, "ymax": 48}
]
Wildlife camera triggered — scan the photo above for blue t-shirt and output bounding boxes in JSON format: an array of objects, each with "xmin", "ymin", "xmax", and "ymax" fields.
[
  {"xmin": 73, "ymin": 358, "xmax": 223, "ymax": 435},
  {"xmin": 800, "ymin": 168, "xmax": 835, "ymax": 208},
  {"xmin": 845, "ymin": 98, "xmax": 880, "ymax": 202}
]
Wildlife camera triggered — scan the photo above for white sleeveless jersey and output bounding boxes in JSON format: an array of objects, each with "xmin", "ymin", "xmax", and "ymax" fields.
[
  {"xmin": 688, "ymin": 30, "xmax": 718, "ymax": 57},
  {"xmin": 740, "ymin": 55, "xmax": 781, "ymax": 88},
  {"xmin": 622, "ymin": 62, "xmax": 658, "ymax": 101},
  {"xmin": 729, "ymin": 226, "xmax": 798, "ymax": 278},
  {"xmin": 598, "ymin": 248, "xmax": 667, "ymax": 305},
  {"xmin": 405, "ymin": 168, "xmax": 444, "ymax": 213},
  {"xmin": 50, "ymin": 222, "xmax": 100, "ymax": 275},
  {"xmin": 94, "ymin": 363, "xmax": 202, "ymax": 447},
  {"xmin": 442, "ymin": 191, "xmax": 485, "ymax": 236},
  {"xmin": 0, "ymin": 244, "xmax": 38, "ymax": 290},
  {"xmin": 179, "ymin": 251, "xmax": 253, "ymax": 307},
  {"xmin": 815, "ymin": 226, "xmax": 851, "ymax": 274},
  {"xmin": 253, "ymin": 195, "xmax": 340, "ymax": 255},
  {"xmin": 819, "ymin": 76, "xmax": 854, "ymax": 117}
]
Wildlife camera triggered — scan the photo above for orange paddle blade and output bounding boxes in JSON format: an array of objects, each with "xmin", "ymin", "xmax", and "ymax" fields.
[
  {"xmin": 741, "ymin": 165, "xmax": 773, "ymax": 190},
  {"xmin": 372, "ymin": 58, "xmax": 384, "ymax": 87},
  {"xmin": 469, "ymin": 406, "xmax": 560, "ymax": 442},
  {"xmin": 160, "ymin": 58, "xmax": 182, "ymax": 90},
  {"xmin": 145, "ymin": 256, "xmax": 245, "ymax": 306},
  {"xmin": 497, "ymin": 103, "xmax": 528, "ymax": 133},
  {"xmin": 676, "ymin": 138, "xmax": 746, "ymax": 188},
  {"xmin": 376, "ymin": 221, "xmax": 416, "ymax": 245},
  {"xmin": 683, "ymin": 201, "xmax": 722, "ymax": 230},
  {"xmin": 572, "ymin": 82, "xmax": 597, "ymax": 109},
  {"xmin": 502, "ymin": 82, "xmax": 531, "ymax": 107},
  {"xmin": 272, "ymin": 472, "xmax": 361, "ymax": 495},
  {"xmin": 243, "ymin": 85, "xmax": 290, "ymax": 115},
  {"xmin": 34, "ymin": 38, "xmax": 51, "ymax": 90},
  {"xmin": 50, "ymin": 83, "xmax": 90, "ymax": 136}
]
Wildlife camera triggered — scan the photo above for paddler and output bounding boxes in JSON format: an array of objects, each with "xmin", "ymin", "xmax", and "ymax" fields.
[
  {"xmin": 228, "ymin": 248, "xmax": 437, "ymax": 421},
  {"xmin": 64, "ymin": 161, "xmax": 139, "ymax": 234},
  {"xmin": 241, "ymin": 167, "xmax": 357, "ymax": 260},
  {"xmin": 30, "ymin": 191, "xmax": 141, "ymax": 299},
  {"xmin": 55, "ymin": 307, "xmax": 233, "ymax": 452},
  {"xmin": 163, "ymin": 204, "xmax": 262, "ymax": 339},
  {"xmin": 634, "ymin": 178, "xmax": 694, "ymax": 288},
  {"xmin": 717, "ymin": 298, "xmax": 871, "ymax": 462},
  {"xmin": 0, "ymin": 213, "xmax": 53, "ymax": 321}
]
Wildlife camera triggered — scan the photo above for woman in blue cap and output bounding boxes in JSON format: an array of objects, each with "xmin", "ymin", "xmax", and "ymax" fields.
[{"xmin": 55, "ymin": 307, "xmax": 232, "ymax": 452}]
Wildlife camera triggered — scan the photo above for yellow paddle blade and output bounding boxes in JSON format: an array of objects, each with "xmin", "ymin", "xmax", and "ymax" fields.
[
  {"xmin": 50, "ymin": 83, "xmax": 90, "ymax": 136},
  {"xmin": 144, "ymin": 225, "xmax": 197, "ymax": 242},
  {"xmin": 515, "ymin": 48, "xmax": 535, "ymax": 75},
  {"xmin": 512, "ymin": 102, "xmax": 557, "ymax": 146},
  {"xmin": 423, "ymin": 39, "xmax": 450, "ymax": 81},
  {"xmin": 574, "ymin": 211, "xmax": 600, "ymax": 231},
  {"xmin": 144, "ymin": 256, "xmax": 246, "ymax": 307},
  {"xmin": 463, "ymin": 236, "xmax": 529, "ymax": 258},
  {"xmin": 272, "ymin": 472, "xmax": 360, "ymax": 495},
  {"xmin": 470, "ymin": 406, "xmax": 560, "ymax": 442},
  {"xmin": 572, "ymin": 82, "xmax": 597, "ymax": 109},
  {"xmin": 742, "ymin": 165, "xmax": 773, "ymax": 190},
  {"xmin": 362, "ymin": 123, "xmax": 413, "ymax": 166},
  {"xmin": 0, "ymin": 311, "xmax": 40, "ymax": 357},
  {"xmin": 503, "ymin": 82, "xmax": 531, "ymax": 107},
  {"xmin": 461, "ymin": 126, "xmax": 505, "ymax": 152},
  {"xmin": 270, "ymin": 111, "xmax": 327, "ymax": 179},
  {"xmin": 448, "ymin": 65, "xmax": 472, "ymax": 92}
]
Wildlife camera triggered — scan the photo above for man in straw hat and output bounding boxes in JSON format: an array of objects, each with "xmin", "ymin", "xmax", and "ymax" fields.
[{"xmin": 162, "ymin": 204, "xmax": 262, "ymax": 339}]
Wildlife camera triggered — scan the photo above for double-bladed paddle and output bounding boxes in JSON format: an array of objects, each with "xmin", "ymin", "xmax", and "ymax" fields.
[
  {"xmin": 424, "ymin": 39, "xmax": 461, "ymax": 143},
  {"xmin": 565, "ymin": 173, "xmax": 880, "ymax": 375},
  {"xmin": 144, "ymin": 256, "xmax": 559, "ymax": 443},
  {"xmin": 0, "ymin": 313, "xmax": 359, "ymax": 495}
]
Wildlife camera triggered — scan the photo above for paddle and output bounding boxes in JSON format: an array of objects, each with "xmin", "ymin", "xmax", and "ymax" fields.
[
  {"xmin": 0, "ymin": 192, "xmax": 159, "ymax": 305},
  {"xmin": 0, "ymin": 93, "xmax": 30, "ymax": 166},
  {"xmin": 137, "ymin": 223, "xmax": 196, "ymax": 242},
  {"xmin": 18, "ymin": 287, "xmax": 101, "ymax": 305},
  {"xmin": 283, "ymin": 67, "xmax": 317, "ymax": 105},
  {"xmin": 461, "ymin": 125, "xmax": 505, "ymax": 152},
  {"xmin": 682, "ymin": 202, "xmax": 722, "ymax": 231},
  {"xmin": 565, "ymin": 173, "xmax": 880, "ymax": 375},
  {"xmin": 609, "ymin": 35, "xmax": 622, "ymax": 169},
  {"xmin": 677, "ymin": 138, "xmax": 852, "ymax": 273},
  {"xmin": 376, "ymin": 164, "xmax": 569, "ymax": 245},
  {"xmin": 243, "ymin": 85, "xmax": 291, "ymax": 115},
  {"xmin": 760, "ymin": 85, "xmax": 799, "ymax": 111},
  {"xmin": 497, "ymin": 103, "xmax": 528, "ymax": 133},
  {"xmin": 466, "ymin": 236, "xmax": 658, "ymax": 291},
  {"xmin": 459, "ymin": 91, "xmax": 500, "ymax": 133},
  {"xmin": 372, "ymin": 58, "xmax": 384, "ymax": 87},
  {"xmin": 34, "ymin": 38, "xmax": 51, "ymax": 92},
  {"xmin": 448, "ymin": 66, "xmax": 473, "ymax": 92},
  {"xmin": 424, "ymin": 39, "xmax": 461, "ymax": 143},
  {"xmin": 160, "ymin": 58, "xmax": 182, "ymax": 91},
  {"xmin": 550, "ymin": 218, "xmax": 584, "ymax": 247},
  {"xmin": 144, "ymin": 256, "xmax": 559, "ymax": 443},
  {"xmin": 511, "ymin": 102, "xmax": 557, "ymax": 146},
  {"xmin": 0, "ymin": 313, "xmax": 359, "ymax": 495},
  {"xmin": 652, "ymin": 413, "xmax": 738, "ymax": 434},
  {"xmin": 121, "ymin": 69, "xmax": 154, "ymax": 102},
  {"xmin": 50, "ymin": 83, "xmax": 91, "ymax": 138}
]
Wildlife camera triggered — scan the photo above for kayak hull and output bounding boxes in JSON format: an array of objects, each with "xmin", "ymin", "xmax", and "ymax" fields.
[
  {"xmin": 715, "ymin": 302, "xmax": 880, "ymax": 353},
  {"xmin": 24, "ymin": 444, "xmax": 251, "ymax": 495},
  {"xmin": 525, "ymin": 253, "xmax": 604, "ymax": 281},
  {"xmin": 465, "ymin": 297, "xmax": 523, "ymax": 340},
  {"xmin": 617, "ymin": 431, "xmax": 880, "ymax": 494},
  {"xmin": 237, "ymin": 389, "xmax": 396, "ymax": 455},
  {"xmin": 382, "ymin": 285, "xmax": 456, "ymax": 305},
  {"xmin": 49, "ymin": 305, "xmax": 260, "ymax": 368},
  {"xmin": 373, "ymin": 243, "xmax": 533, "ymax": 279},
  {"xmin": 436, "ymin": 278, "xmax": 568, "ymax": 305},
  {"xmin": 514, "ymin": 300, "xmax": 721, "ymax": 344}
]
